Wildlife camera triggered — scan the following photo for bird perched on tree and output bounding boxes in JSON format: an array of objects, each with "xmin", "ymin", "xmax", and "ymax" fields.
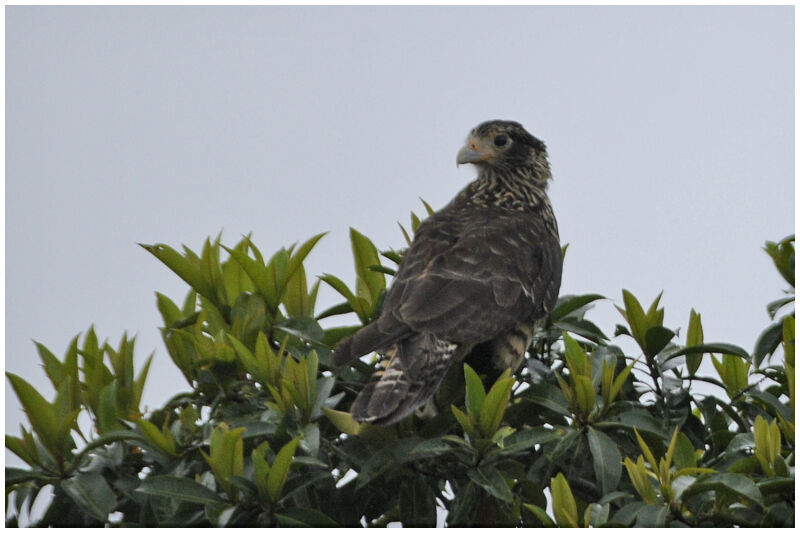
[{"xmin": 332, "ymin": 120, "xmax": 562, "ymax": 424}]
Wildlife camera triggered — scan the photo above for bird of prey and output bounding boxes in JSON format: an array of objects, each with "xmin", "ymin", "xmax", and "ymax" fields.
[{"xmin": 332, "ymin": 120, "xmax": 562, "ymax": 424}]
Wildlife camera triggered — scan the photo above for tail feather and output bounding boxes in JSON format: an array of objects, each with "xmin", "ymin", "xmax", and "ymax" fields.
[
  {"xmin": 331, "ymin": 318, "xmax": 410, "ymax": 367},
  {"xmin": 350, "ymin": 334, "xmax": 459, "ymax": 425}
]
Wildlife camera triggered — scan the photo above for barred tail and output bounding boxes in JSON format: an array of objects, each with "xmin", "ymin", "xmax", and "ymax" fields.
[{"xmin": 350, "ymin": 334, "xmax": 459, "ymax": 425}]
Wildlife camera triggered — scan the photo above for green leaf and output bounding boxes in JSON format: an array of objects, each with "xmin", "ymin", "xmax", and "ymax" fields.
[
  {"xmin": 573, "ymin": 375, "xmax": 596, "ymax": 415},
  {"xmin": 523, "ymin": 503, "xmax": 556, "ymax": 527},
  {"xmin": 136, "ymin": 475, "xmax": 225, "ymax": 505},
  {"xmin": 136, "ymin": 418, "xmax": 178, "ymax": 457},
  {"xmin": 399, "ymin": 478, "xmax": 437, "ymax": 527},
  {"xmin": 6, "ymin": 466, "xmax": 54, "ymax": 485},
  {"xmin": 6, "ymin": 434, "xmax": 39, "ymax": 467},
  {"xmin": 315, "ymin": 302, "xmax": 354, "ymax": 321},
  {"xmin": 419, "ymin": 197, "xmax": 435, "ymax": 216},
  {"xmin": 550, "ymin": 293, "xmax": 605, "ymax": 322},
  {"xmin": 451, "ymin": 405, "xmax": 477, "ymax": 438},
  {"xmin": 763, "ymin": 235, "xmax": 794, "ymax": 287},
  {"xmin": 562, "ymin": 332, "xmax": 589, "ymax": 377},
  {"xmin": 467, "ymin": 465, "xmax": 513, "ymax": 502},
  {"xmin": 319, "ymin": 273, "xmax": 367, "ymax": 321},
  {"xmin": 618, "ymin": 290, "xmax": 649, "ymax": 350},
  {"xmin": 477, "ymin": 369, "xmax": 513, "ymax": 437},
  {"xmin": 276, "ymin": 507, "xmax": 340, "ymax": 527},
  {"xmin": 61, "ymin": 472, "xmax": 118, "ymax": 522},
  {"xmin": 285, "ymin": 233, "xmax": 327, "ymax": 290},
  {"xmin": 282, "ymin": 262, "xmax": 310, "ymax": 318},
  {"xmin": 682, "ymin": 473, "xmax": 763, "ymax": 507},
  {"xmin": 747, "ymin": 388, "xmax": 793, "ymax": 422},
  {"xmin": 140, "ymin": 243, "xmax": 216, "ymax": 304},
  {"xmin": 661, "ymin": 342, "xmax": 750, "ymax": 363},
  {"xmin": 463, "ymin": 363, "xmax": 486, "ymax": 417},
  {"xmin": 623, "ymin": 456, "xmax": 658, "ymax": 504},
  {"xmin": 267, "ymin": 436, "xmax": 301, "ymax": 503},
  {"xmin": 551, "ymin": 472, "xmax": 579, "ymax": 527},
  {"xmin": 555, "ymin": 315, "xmax": 609, "ymax": 344},
  {"xmin": 35, "ymin": 342, "xmax": 65, "ymax": 390},
  {"xmin": 499, "ymin": 427, "xmax": 560, "ymax": 454},
  {"xmin": 6, "ymin": 373, "xmax": 61, "ymax": 458},
  {"xmin": 587, "ymin": 428, "xmax": 622, "ymax": 493},
  {"xmin": 644, "ymin": 325, "xmax": 675, "ymax": 357},
  {"xmin": 350, "ymin": 228, "xmax": 385, "ymax": 309},
  {"xmin": 753, "ymin": 321, "xmax": 783, "ymax": 368},
  {"xmin": 224, "ymin": 243, "xmax": 278, "ymax": 309},
  {"xmin": 685, "ymin": 309, "xmax": 704, "ymax": 375},
  {"xmin": 323, "ymin": 408, "xmax": 362, "ymax": 436},
  {"xmin": 783, "ymin": 314, "xmax": 795, "ymax": 367},
  {"xmin": 767, "ymin": 295, "xmax": 794, "ymax": 319},
  {"xmin": 672, "ymin": 431, "xmax": 697, "ymax": 469},
  {"xmin": 96, "ymin": 382, "xmax": 118, "ymax": 434},
  {"xmin": 608, "ymin": 358, "xmax": 636, "ymax": 406},
  {"xmin": 633, "ymin": 427, "xmax": 660, "ymax": 475},
  {"xmin": 634, "ymin": 504, "xmax": 668, "ymax": 527}
]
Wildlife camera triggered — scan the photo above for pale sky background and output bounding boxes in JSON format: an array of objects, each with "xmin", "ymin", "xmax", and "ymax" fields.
[{"xmin": 5, "ymin": 4, "xmax": 794, "ymax": 485}]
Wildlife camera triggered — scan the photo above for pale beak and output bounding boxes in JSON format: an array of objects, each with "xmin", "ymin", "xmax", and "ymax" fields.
[{"xmin": 456, "ymin": 141, "xmax": 493, "ymax": 166}]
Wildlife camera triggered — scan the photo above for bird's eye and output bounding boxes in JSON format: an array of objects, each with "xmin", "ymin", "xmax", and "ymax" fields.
[{"xmin": 493, "ymin": 134, "xmax": 509, "ymax": 147}]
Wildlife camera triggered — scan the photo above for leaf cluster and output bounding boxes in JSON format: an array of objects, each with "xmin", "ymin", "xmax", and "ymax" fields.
[{"xmin": 5, "ymin": 210, "xmax": 794, "ymax": 527}]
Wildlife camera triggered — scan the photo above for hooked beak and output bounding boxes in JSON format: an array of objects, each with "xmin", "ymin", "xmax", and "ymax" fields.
[{"xmin": 456, "ymin": 139, "xmax": 493, "ymax": 166}]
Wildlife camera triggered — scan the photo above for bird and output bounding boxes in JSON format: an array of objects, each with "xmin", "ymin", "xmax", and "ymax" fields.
[{"xmin": 331, "ymin": 120, "xmax": 563, "ymax": 424}]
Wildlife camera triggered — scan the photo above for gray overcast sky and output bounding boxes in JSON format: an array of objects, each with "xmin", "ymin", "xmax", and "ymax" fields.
[{"xmin": 5, "ymin": 6, "xmax": 794, "ymax": 467}]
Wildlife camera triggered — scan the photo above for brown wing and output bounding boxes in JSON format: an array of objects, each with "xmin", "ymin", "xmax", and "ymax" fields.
[
  {"xmin": 387, "ymin": 206, "xmax": 561, "ymax": 345},
  {"xmin": 331, "ymin": 205, "xmax": 561, "ymax": 366}
]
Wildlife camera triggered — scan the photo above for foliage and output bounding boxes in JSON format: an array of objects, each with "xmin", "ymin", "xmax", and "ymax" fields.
[{"xmin": 5, "ymin": 210, "xmax": 795, "ymax": 527}]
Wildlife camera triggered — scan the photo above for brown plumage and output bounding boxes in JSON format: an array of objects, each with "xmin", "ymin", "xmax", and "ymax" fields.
[{"xmin": 332, "ymin": 120, "xmax": 562, "ymax": 424}]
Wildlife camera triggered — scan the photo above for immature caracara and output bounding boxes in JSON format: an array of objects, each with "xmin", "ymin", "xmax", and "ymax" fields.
[{"xmin": 332, "ymin": 120, "xmax": 562, "ymax": 424}]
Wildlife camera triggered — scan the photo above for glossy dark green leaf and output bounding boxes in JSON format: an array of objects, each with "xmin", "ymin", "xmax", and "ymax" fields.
[
  {"xmin": 612, "ymin": 501, "xmax": 646, "ymax": 526},
  {"xmin": 499, "ymin": 427, "xmax": 560, "ymax": 454},
  {"xmin": 550, "ymin": 294, "xmax": 605, "ymax": 322},
  {"xmin": 446, "ymin": 481, "xmax": 480, "ymax": 526},
  {"xmin": 399, "ymin": 478, "xmax": 437, "ymax": 526},
  {"xmin": 747, "ymin": 388, "xmax": 793, "ymax": 421},
  {"xmin": 645, "ymin": 325, "xmax": 675, "ymax": 357},
  {"xmin": 753, "ymin": 321, "xmax": 783, "ymax": 368},
  {"xmin": 355, "ymin": 438, "xmax": 421, "ymax": 489},
  {"xmin": 276, "ymin": 507, "xmax": 340, "ymax": 527},
  {"xmin": 555, "ymin": 315, "xmax": 609, "ymax": 344},
  {"xmin": 634, "ymin": 504, "xmax": 668, "ymax": 527},
  {"xmin": 467, "ymin": 465, "xmax": 513, "ymax": 502},
  {"xmin": 766, "ymin": 295, "xmax": 794, "ymax": 319},
  {"xmin": 61, "ymin": 472, "xmax": 118, "ymax": 522},
  {"xmin": 587, "ymin": 427, "xmax": 622, "ymax": 493},
  {"xmin": 682, "ymin": 473, "xmax": 763, "ymax": 507},
  {"xmin": 315, "ymin": 302, "xmax": 354, "ymax": 320},
  {"xmin": 661, "ymin": 342, "xmax": 750, "ymax": 363},
  {"xmin": 136, "ymin": 475, "xmax": 224, "ymax": 505}
]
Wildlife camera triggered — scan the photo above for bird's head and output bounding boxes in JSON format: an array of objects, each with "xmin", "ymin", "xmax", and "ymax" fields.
[{"xmin": 456, "ymin": 120, "xmax": 550, "ymax": 183}]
